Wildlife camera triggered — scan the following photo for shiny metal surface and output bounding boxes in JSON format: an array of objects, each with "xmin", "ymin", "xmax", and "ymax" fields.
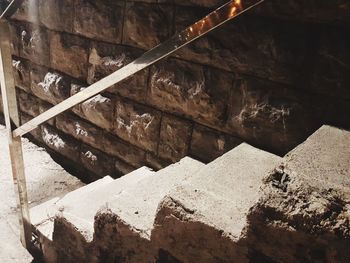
[
  {"xmin": 0, "ymin": 0, "xmax": 24, "ymax": 20},
  {"xmin": 13, "ymin": 0, "xmax": 264, "ymax": 138}
]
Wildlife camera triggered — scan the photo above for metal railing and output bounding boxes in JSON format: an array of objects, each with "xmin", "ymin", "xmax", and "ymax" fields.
[{"xmin": 0, "ymin": 0, "xmax": 264, "ymax": 249}]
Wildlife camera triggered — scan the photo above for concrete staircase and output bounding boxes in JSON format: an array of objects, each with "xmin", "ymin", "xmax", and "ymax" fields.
[{"xmin": 30, "ymin": 125, "xmax": 350, "ymax": 263}]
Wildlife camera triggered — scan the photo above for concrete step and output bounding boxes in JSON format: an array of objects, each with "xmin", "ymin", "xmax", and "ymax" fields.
[
  {"xmin": 152, "ymin": 143, "xmax": 282, "ymax": 262},
  {"xmin": 31, "ymin": 125, "xmax": 350, "ymax": 263},
  {"xmin": 31, "ymin": 175, "xmax": 115, "ymax": 240},
  {"xmin": 51, "ymin": 157, "xmax": 204, "ymax": 262},
  {"xmin": 31, "ymin": 166, "xmax": 155, "ymax": 262},
  {"xmin": 248, "ymin": 125, "xmax": 350, "ymax": 262}
]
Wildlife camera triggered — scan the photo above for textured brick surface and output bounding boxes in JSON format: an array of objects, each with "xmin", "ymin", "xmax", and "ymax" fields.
[{"xmin": 6, "ymin": 0, "xmax": 350, "ymax": 180}]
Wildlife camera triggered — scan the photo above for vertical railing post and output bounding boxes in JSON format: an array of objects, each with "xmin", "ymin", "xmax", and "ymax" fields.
[{"xmin": 0, "ymin": 19, "xmax": 31, "ymax": 248}]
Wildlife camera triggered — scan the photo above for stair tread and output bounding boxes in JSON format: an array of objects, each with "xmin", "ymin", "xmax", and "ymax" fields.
[
  {"xmin": 155, "ymin": 143, "xmax": 282, "ymax": 240},
  {"xmin": 284, "ymin": 125, "xmax": 350, "ymax": 192},
  {"xmin": 31, "ymin": 166, "xmax": 154, "ymax": 241},
  {"xmin": 97, "ymin": 157, "xmax": 205, "ymax": 238}
]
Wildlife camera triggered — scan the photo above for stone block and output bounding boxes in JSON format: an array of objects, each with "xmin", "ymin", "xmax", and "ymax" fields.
[
  {"xmin": 123, "ymin": 2, "xmax": 173, "ymax": 50},
  {"xmin": 69, "ymin": 84, "xmax": 114, "ymax": 131},
  {"xmin": 323, "ymin": 97, "xmax": 350, "ymax": 131},
  {"xmin": 158, "ymin": 115, "xmax": 192, "ymax": 162},
  {"xmin": 18, "ymin": 24, "xmax": 50, "ymax": 66},
  {"xmin": 69, "ymin": 83, "xmax": 84, "ymax": 116},
  {"xmin": 38, "ymin": 0, "xmax": 74, "ymax": 32},
  {"xmin": 20, "ymin": 112, "xmax": 43, "ymax": 142},
  {"xmin": 56, "ymin": 113, "xmax": 104, "ymax": 151},
  {"xmin": 88, "ymin": 42, "xmax": 149, "ymax": 103},
  {"xmin": 8, "ymin": 22, "xmax": 21, "ymax": 56},
  {"xmin": 41, "ymin": 124, "xmax": 81, "ymax": 162},
  {"xmin": 102, "ymin": 133, "xmax": 146, "ymax": 168},
  {"xmin": 30, "ymin": 65, "xmax": 71, "ymax": 105},
  {"xmin": 149, "ymin": 58, "xmax": 232, "ymax": 127},
  {"xmin": 190, "ymin": 124, "xmax": 241, "ymax": 163},
  {"xmin": 12, "ymin": 58, "xmax": 30, "ymax": 92},
  {"xmin": 152, "ymin": 144, "xmax": 281, "ymax": 263},
  {"xmin": 253, "ymin": 0, "xmax": 350, "ymax": 25},
  {"xmin": 77, "ymin": 89, "xmax": 114, "ymax": 131},
  {"xmin": 173, "ymin": 9, "xmax": 312, "ymax": 84},
  {"xmin": 145, "ymin": 152, "xmax": 171, "ymax": 171},
  {"xmin": 80, "ymin": 144, "xmax": 115, "ymax": 178},
  {"xmin": 38, "ymin": 100, "xmax": 55, "ymax": 126},
  {"xmin": 50, "ymin": 32, "xmax": 89, "ymax": 79},
  {"xmin": 227, "ymin": 78, "xmax": 321, "ymax": 154},
  {"xmin": 18, "ymin": 90, "xmax": 40, "ymax": 117},
  {"xmin": 115, "ymin": 159, "xmax": 136, "ymax": 176},
  {"xmin": 74, "ymin": 0, "xmax": 123, "ymax": 43},
  {"xmin": 12, "ymin": 0, "xmax": 39, "ymax": 24},
  {"xmin": 173, "ymin": 0, "xmax": 226, "ymax": 8},
  {"xmin": 114, "ymin": 98, "xmax": 162, "ymax": 152},
  {"xmin": 248, "ymin": 126, "xmax": 350, "ymax": 262},
  {"xmin": 310, "ymin": 28, "xmax": 350, "ymax": 100}
]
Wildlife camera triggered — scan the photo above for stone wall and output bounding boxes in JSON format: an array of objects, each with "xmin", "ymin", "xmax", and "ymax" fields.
[{"xmin": 1, "ymin": 0, "xmax": 349, "ymax": 180}]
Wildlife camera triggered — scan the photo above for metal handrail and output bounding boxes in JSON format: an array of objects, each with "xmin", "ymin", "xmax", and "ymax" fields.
[
  {"xmin": 0, "ymin": 0, "xmax": 264, "ymax": 250},
  {"xmin": 0, "ymin": 0, "xmax": 24, "ymax": 19}
]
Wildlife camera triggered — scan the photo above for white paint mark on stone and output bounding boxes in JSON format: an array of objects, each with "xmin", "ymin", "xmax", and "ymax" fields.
[
  {"xmin": 38, "ymin": 72, "xmax": 62, "ymax": 93},
  {"xmin": 84, "ymin": 151, "xmax": 98, "ymax": 164},
  {"xmin": 86, "ymin": 94, "xmax": 110, "ymax": 105},
  {"xmin": 42, "ymin": 127, "xmax": 65, "ymax": 149},
  {"xmin": 75, "ymin": 123, "xmax": 88, "ymax": 137}
]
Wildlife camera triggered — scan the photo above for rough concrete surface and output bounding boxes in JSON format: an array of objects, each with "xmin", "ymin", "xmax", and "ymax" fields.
[
  {"xmin": 152, "ymin": 143, "xmax": 282, "ymax": 262},
  {"xmin": 0, "ymin": 124, "xmax": 84, "ymax": 262},
  {"xmin": 248, "ymin": 125, "xmax": 350, "ymax": 263}
]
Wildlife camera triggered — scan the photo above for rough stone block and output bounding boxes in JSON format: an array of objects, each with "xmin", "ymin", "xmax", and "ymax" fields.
[
  {"xmin": 123, "ymin": 2, "xmax": 173, "ymax": 50},
  {"xmin": 92, "ymin": 157, "xmax": 204, "ymax": 262},
  {"xmin": 41, "ymin": 124, "xmax": 81, "ymax": 162},
  {"xmin": 12, "ymin": 58, "xmax": 30, "ymax": 92},
  {"xmin": 38, "ymin": 100, "xmax": 55, "ymax": 126},
  {"xmin": 173, "ymin": 0, "xmax": 226, "ymax": 8},
  {"xmin": 102, "ymin": 133, "xmax": 146, "ymax": 168},
  {"xmin": 158, "ymin": 115, "xmax": 192, "ymax": 162},
  {"xmin": 149, "ymin": 58, "xmax": 232, "ymax": 127},
  {"xmin": 30, "ymin": 65, "xmax": 71, "ymax": 105},
  {"xmin": 310, "ymin": 28, "xmax": 350, "ymax": 100},
  {"xmin": 20, "ymin": 112, "xmax": 43, "ymax": 143},
  {"xmin": 152, "ymin": 144, "xmax": 281, "ymax": 263},
  {"xmin": 115, "ymin": 159, "xmax": 136, "ymax": 176},
  {"xmin": 11, "ymin": 0, "xmax": 39, "ymax": 24},
  {"xmin": 190, "ymin": 124, "xmax": 241, "ymax": 163},
  {"xmin": 38, "ymin": 0, "xmax": 74, "ymax": 32},
  {"xmin": 69, "ymin": 84, "xmax": 114, "ymax": 131},
  {"xmin": 56, "ymin": 113, "xmax": 104, "ymax": 151},
  {"xmin": 227, "ymin": 78, "xmax": 321, "ymax": 154},
  {"xmin": 8, "ymin": 22, "xmax": 21, "ymax": 56},
  {"xmin": 18, "ymin": 90, "xmax": 40, "ymax": 117},
  {"xmin": 18, "ymin": 24, "xmax": 50, "ymax": 66},
  {"xmin": 248, "ymin": 126, "xmax": 350, "ymax": 262},
  {"xmin": 74, "ymin": 0, "xmax": 123, "ymax": 43},
  {"xmin": 174, "ymin": 9, "xmax": 312, "ymax": 84},
  {"xmin": 114, "ymin": 98, "xmax": 162, "ymax": 152},
  {"xmin": 253, "ymin": 0, "xmax": 350, "ymax": 25},
  {"xmin": 80, "ymin": 144, "xmax": 115, "ymax": 178},
  {"xmin": 50, "ymin": 32, "xmax": 89, "ymax": 79},
  {"xmin": 80, "ymin": 92, "xmax": 114, "ymax": 131},
  {"xmin": 145, "ymin": 152, "xmax": 172, "ymax": 171},
  {"xmin": 88, "ymin": 42, "xmax": 149, "ymax": 103},
  {"xmin": 69, "ymin": 83, "xmax": 84, "ymax": 116}
]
